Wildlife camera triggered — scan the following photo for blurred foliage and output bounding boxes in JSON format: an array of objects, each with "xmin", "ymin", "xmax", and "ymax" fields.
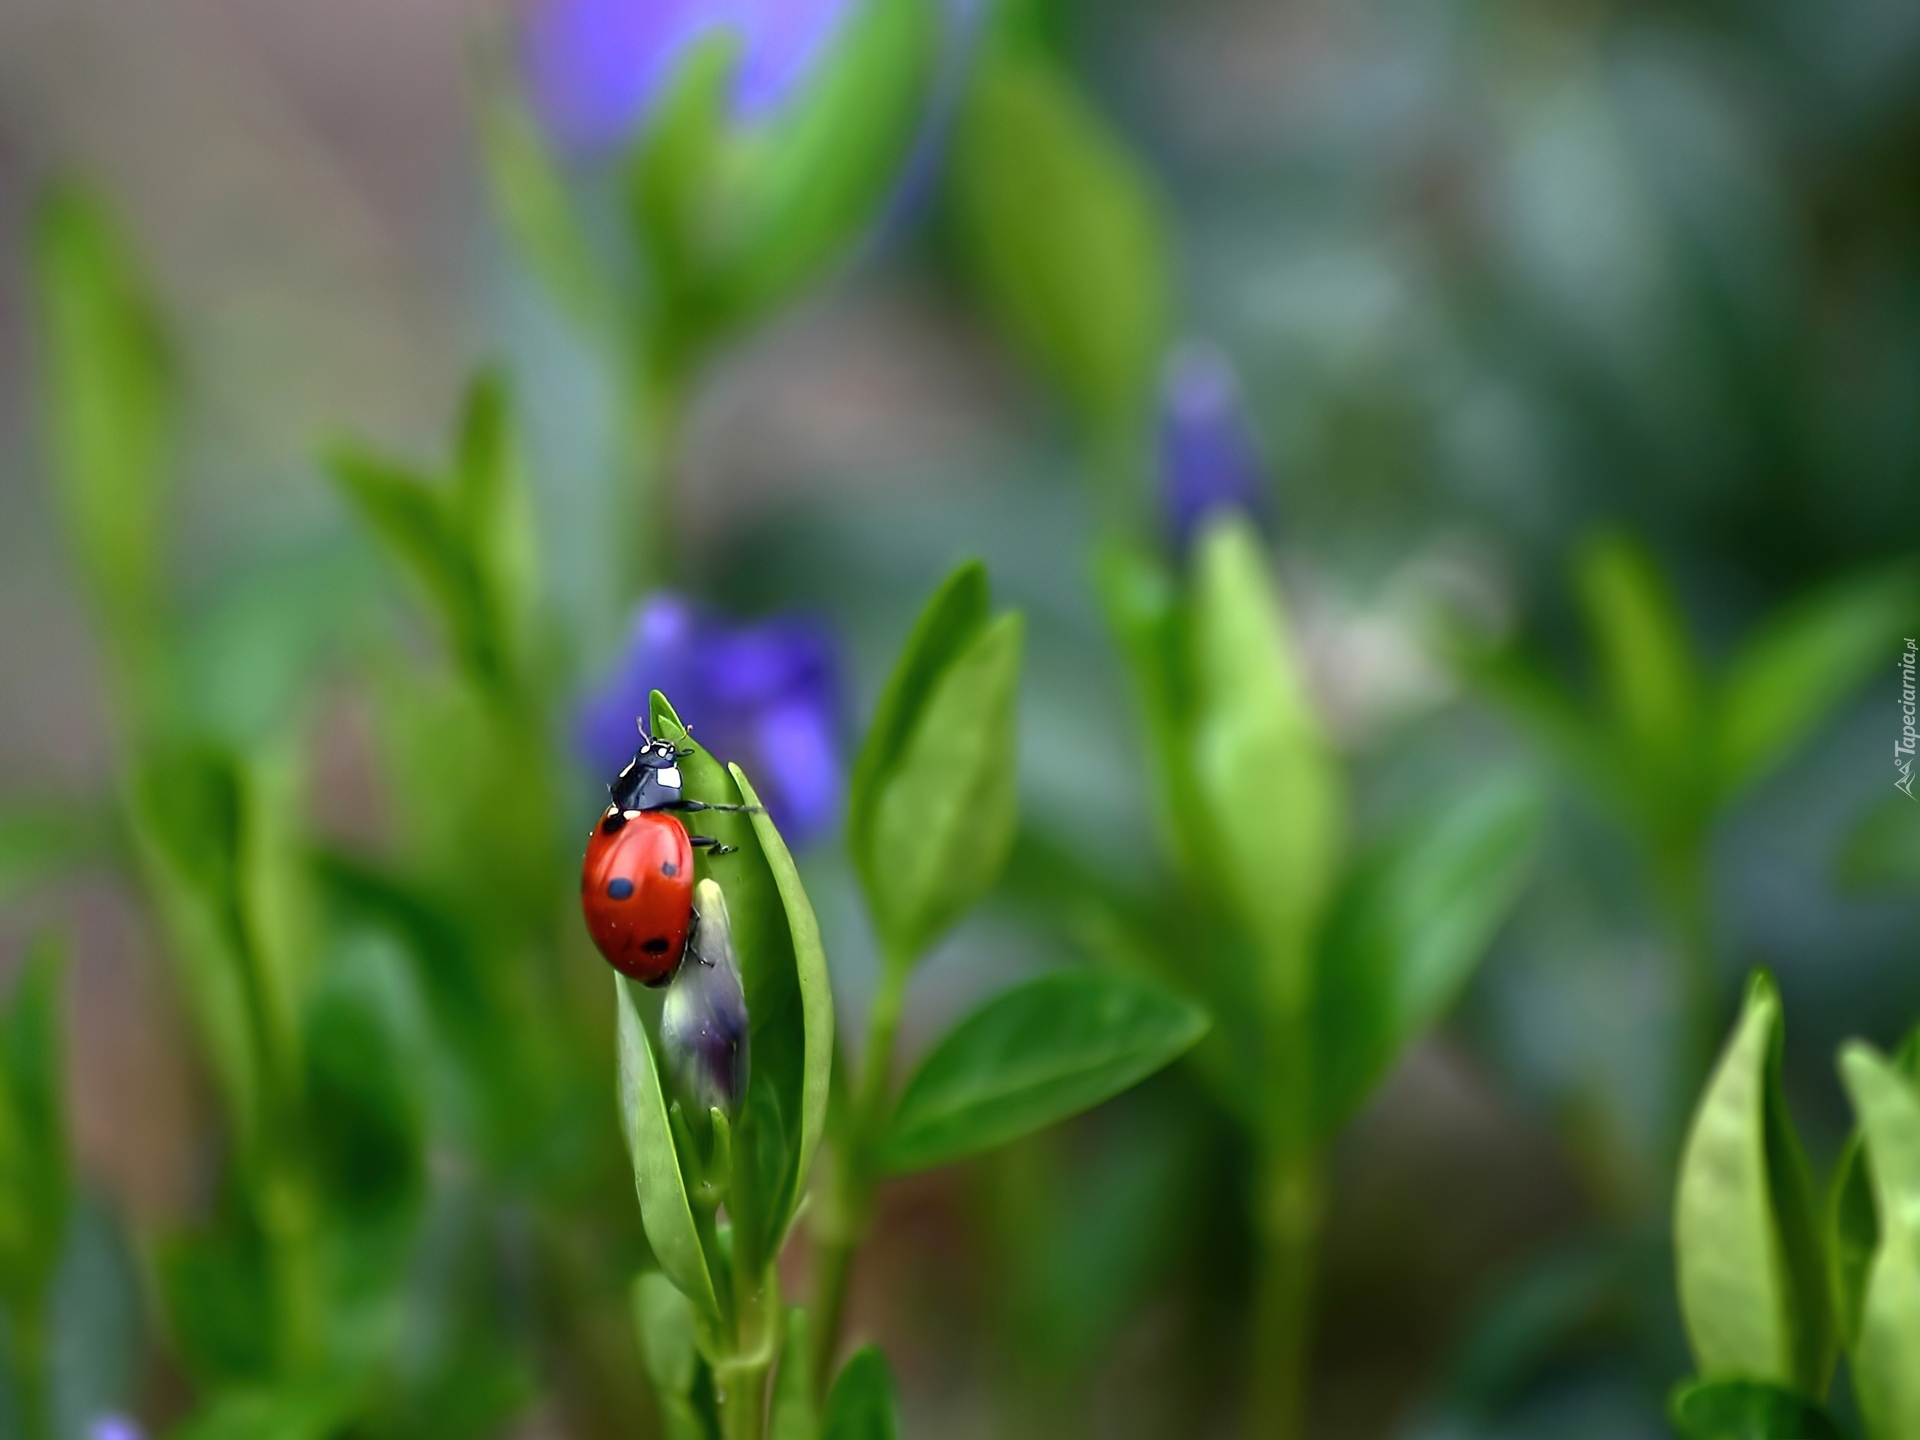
[{"xmin": 5, "ymin": 0, "xmax": 1920, "ymax": 1434}]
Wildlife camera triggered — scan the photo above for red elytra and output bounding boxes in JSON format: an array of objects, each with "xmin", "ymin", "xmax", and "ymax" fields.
[{"xmin": 580, "ymin": 809, "xmax": 695, "ymax": 984}]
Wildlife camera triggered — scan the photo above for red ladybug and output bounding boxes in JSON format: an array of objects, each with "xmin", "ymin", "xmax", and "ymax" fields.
[{"xmin": 581, "ymin": 728, "xmax": 740, "ymax": 984}]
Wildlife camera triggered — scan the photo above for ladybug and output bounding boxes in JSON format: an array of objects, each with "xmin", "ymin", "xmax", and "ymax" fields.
[{"xmin": 581, "ymin": 726, "xmax": 745, "ymax": 984}]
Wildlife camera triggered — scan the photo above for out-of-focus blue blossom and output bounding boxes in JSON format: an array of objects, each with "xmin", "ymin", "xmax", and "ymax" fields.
[
  {"xmin": 1158, "ymin": 342, "xmax": 1273, "ymax": 556},
  {"xmin": 662, "ymin": 880, "xmax": 750, "ymax": 1113},
  {"xmin": 523, "ymin": 0, "xmax": 856, "ymax": 157},
  {"xmin": 88, "ymin": 1417, "xmax": 145, "ymax": 1440},
  {"xmin": 578, "ymin": 594, "xmax": 845, "ymax": 843}
]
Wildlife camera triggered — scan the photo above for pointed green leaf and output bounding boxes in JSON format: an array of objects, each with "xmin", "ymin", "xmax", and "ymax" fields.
[
  {"xmin": 862, "ymin": 611, "xmax": 1025, "ymax": 967},
  {"xmin": 617, "ymin": 975, "xmax": 720, "ymax": 1323},
  {"xmin": 125, "ymin": 744, "xmax": 309, "ymax": 1165},
  {"xmin": 1674, "ymin": 973, "xmax": 1832, "ymax": 1395},
  {"xmin": 1313, "ymin": 770, "xmax": 1543, "ymax": 1134},
  {"xmin": 882, "ymin": 969, "xmax": 1208, "ymax": 1174},
  {"xmin": 648, "ymin": 697, "xmax": 803, "ymax": 1277},
  {"xmin": 848, "ymin": 560, "xmax": 991, "ymax": 877},
  {"xmin": 947, "ymin": 40, "xmax": 1170, "ymax": 439},
  {"xmin": 470, "ymin": 41, "xmax": 606, "ymax": 328},
  {"xmin": 1827, "ymin": 1031, "xmax": 1918, "ymax": 1353},
  {"xmin": 634, "ymin": 1271, "xmax": 716, "ymax": 1440},
  {"xmin": 731, "ymin": 764, "xmax": 833, "ymax": 1239},
  {"xmin": 1716, "ymin": 568, "xmax": 1919, "ymax": 799},
  {"xmin": 1189, "ymin": 517, "xmax": 1344, "ymax": 998},
  {"xmin": 821, "ymin": 1345, "xmax": 899, "ymax": 1440},
  {"xmin": 32, "ymin": 183, "xmax": 173, "ymax": 699},
  {"xmin": 1575, "ymin": 532, "xmax": 1702, "ymax": 756},
  {"xmin": 1669, "ymin": 1379, "xmax": 1847, "ymax": 1440},
  {"xmin": 1838, "ymin": 1045, "xmax": 1920, "ymax": 1440},
  {"xmin": 720, "ymin": 0, "xmax": 937, "ymax": 321}
]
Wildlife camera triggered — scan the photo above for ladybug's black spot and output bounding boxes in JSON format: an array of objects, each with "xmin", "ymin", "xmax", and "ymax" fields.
[
  {"xmin": 661, "ymin": 861, "xmax": 679, "ymax": 877},
  {"xmin": 642, "ymin": 936, "xmax": 671, "ymax": 954},
  {"xmin": 606, "ymin": 877, "xmax": 635, "ymax": 900},
  {"xmin": 600, "ymin": 812, "xmax": 628, "ymax": 835}
]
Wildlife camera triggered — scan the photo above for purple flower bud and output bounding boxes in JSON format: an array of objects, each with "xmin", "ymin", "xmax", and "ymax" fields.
[
  {"xmin": 661, "ymin": 880, "xmax": 750, "ymax": 1112},
  {"xmin": 1158, "ymin": 343, "xmax": 1272, "ymax": 557},
  {"xmin": 88, "ymin": 1417, "xmax": 145, "ymax": 1440},
  {"xmin": 523, "ymin": 0, "xmax": 856, "ymax": 157},
  {"xmin": 578, "ymin": 594, "xmax": 846, "ymax": 845}
]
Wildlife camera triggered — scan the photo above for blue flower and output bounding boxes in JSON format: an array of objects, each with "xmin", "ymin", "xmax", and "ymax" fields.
[
  {"xmin": 523, "ymin": 0, "xmax": 856, "ymax": 157},
  {"xmin": 88, "ymin": 1418, "xmax": 145, "ymax": 1440},
  {"xmin": 1158, "ymin": 343, "xmax": 1272, "ymax": 556},
  {"xmin": 578, "ymin": 594, "xmax": 845, "ymax": 844}
]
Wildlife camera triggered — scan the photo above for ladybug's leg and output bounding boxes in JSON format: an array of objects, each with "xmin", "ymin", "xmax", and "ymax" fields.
[
  {"xmin": 687, "ymin": 834, "xmax": 737, "ymax": 856},
  {"xmin": 662, "ymin": 799, "xmax": 765, "ymax": 816}
]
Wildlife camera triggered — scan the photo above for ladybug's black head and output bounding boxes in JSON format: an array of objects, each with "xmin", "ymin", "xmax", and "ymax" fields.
[{"xmin": 608, "ymin": 727, "xmax": 688, "ymax": 814}]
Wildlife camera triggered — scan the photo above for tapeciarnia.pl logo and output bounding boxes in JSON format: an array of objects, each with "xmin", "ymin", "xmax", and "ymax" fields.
[{"xmin": 1899, "ymin": 638, "xmax": 1917, "ymax": 799}]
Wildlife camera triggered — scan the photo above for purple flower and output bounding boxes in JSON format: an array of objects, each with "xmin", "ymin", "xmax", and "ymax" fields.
[
  {"xmin": 523, "ymin": 0, "xmax": 856, "ymax": 157},
  {"xmin": 1158, "ymin": 343, "xmax": 1272, "ymax": 556},
  {"xmin": 88, "ymin": 1418, "xmax": 145, "ymax": 1440},
  {"xmin": 662, "ymin": 880, "xmax": 750, "ymax": 1112},
  {"xmin": 579, "ymin": 594, "xmax": 845, "ymax": 844}
]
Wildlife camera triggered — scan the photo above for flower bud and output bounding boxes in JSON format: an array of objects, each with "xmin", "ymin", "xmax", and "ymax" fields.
[
  {"xmin": 1158, "ymin": 342, "xmax": 1271, "ymax": 557},
  {"xmin": 661, "ymin": 879, "xmax": 751, "ymax": 1114}
]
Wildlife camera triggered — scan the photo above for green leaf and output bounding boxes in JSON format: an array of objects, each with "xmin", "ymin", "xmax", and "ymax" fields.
[
  {"xmin": 946, "ymin": 39, "xmax": 1170, "ymax": 439},
  {"xmin": 882, "ymin": 969, "xmax": 1208, "ymax": 1174},
  {"xmin": 470, "ymin": 39, "xmax": 606, "ymax": 328},
  {"xmin": 1715, "ymin": 568, "xmax": 1919, "ymax": 799},
  {"xmin": 821, "ymin": 1346, "xmax": 900, "ymax": 1440},
  {"xmin": 1669, "ymin": 1379, "xmax": 1847, "ymax": 1440},
  {"xmin": 32, "ymin": 183, "xmax": 173, "ymax": 700},
  {"xmin": 731, "ymin": 764, "xmax": 834, "ymax": 1240},
  {"xmin": 634, "ymin": 1272, "xmax": 716, "ymax": 1440},
  {"xmin": 849, "ymin": 561, "xmax": 991, "ymax": 875},
  {"xmin": 1838, "ymin": 1044, "xmax": 1920, "ymax": 1440},
  {"xmin": 1674, "ymin": 973, "xmax": 1833, "ymax": 1396},
  {"xmin": 1574, "ymin": 537, "xmax": 1697, "ymax": 791},
  {"xmin": 617, "ymin": 974, "xmax": 720, "ymax": 1324},
  {"xmin": 0, "ymin": 936, "xmax": 70, "ymax": 1312},
  {"xmin": 451, "ymin": 371, "xmax": 534, "ymax": 664},
  {"xmin": 1188, "ymin": 517, "xmax": 1344, "ymax": 998},
  {"xmin": 770, "ymin": 1308, "xmax": 819, "ymax": 1440},
  {"xmin": 1827, "ymin": 1031, "xmax": 1919, "ymax": 1353},
  {"xmin": 1313, "ymin": 771, "xmax": 1544, "ymax": 1135},
  {"xmin": 720, "ymin": 0, "xmax": 937, "ymax": 321},
  {"xmin": 126, "ymin": 744, "xmax": 310, "ymax": 1166},
  {"xmin": 649, "ymin": 696, "xmax": 804, "ymax": 1277},
  {"xmin": 861, "ymin": 609, "xmax": 1025, "ymax": 967},
  {"xmin": 327, "ymin": 375, "xmax": 530, "ymax": 693},
  {"xmin": 301, "ymin": 951, "xmax": 425, "ymax": 1224},
  {"xmin": 626, "ymin": 35, "xmax": 736, "ymax": 372}
]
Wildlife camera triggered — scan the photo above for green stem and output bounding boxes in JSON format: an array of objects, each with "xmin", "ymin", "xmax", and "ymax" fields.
[
  {"xmin": 1249, "ymin": 941, "xmax": 1320, "ymax": 1440},
  {"xmin": 623, "ymin": 355, "xmax": 689, "ymax": 599},
  {"xmin": 715, "ymin": 1263, "xmax": 779, "ymax": 1440},
  {"xmin": 1249, "ymin": 1143, "xmax": 1322, "ymax": 1440},
  {"xmin": 811, "ymin": 960, "xmax": 911, "ymax": 1394},
  {"xmin": 1659, "ymin": 827, "xmax": 1719, "ymax": 1160}
]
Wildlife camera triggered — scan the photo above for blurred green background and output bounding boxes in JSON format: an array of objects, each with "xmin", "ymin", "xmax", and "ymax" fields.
[{"xmin": 1, "ymin": 0, "xmax": 1918, "ymax": 1435}]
